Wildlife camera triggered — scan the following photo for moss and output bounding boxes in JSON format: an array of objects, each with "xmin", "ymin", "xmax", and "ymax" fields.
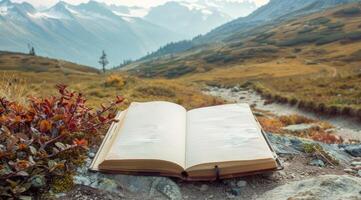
[
  {"xmin": 51, "ymin": 173, "xmax": 75, "ymax": 193},
  {"xmin": 303, "ymin": 143, "xmax": 339, "ymax": 165}
]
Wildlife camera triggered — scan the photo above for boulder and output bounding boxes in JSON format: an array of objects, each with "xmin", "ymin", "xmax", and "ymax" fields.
[
  {"xmin": 342, "ymin": 144, "xmax": 361, "ymax": 157},
  {"xmin": 258, "ymin": 175, "xmax": 361, "ymax": 200}
]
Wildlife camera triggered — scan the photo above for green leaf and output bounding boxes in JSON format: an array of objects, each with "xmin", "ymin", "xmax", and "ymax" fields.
[
  {"xmin": 19, "ymin": 196, "xmax": 32, "ymax": 200},
  {"xmin": 55, "ymin": 142, "xmax": 66, "ymax": 150},
  {"xmin": 48, "ymin": 160, "xmax": 57, "ymax": 169},
  {"xmin": 29, "ymin": 146, "xmax": 37, "ymax": 155},
  {"xmin": 28, "ymin": 156, "xmax": 35, "ymax": 165},
  {"xmin": 52, "ymin": 147, "xmax": 59, "ymax": 154}
]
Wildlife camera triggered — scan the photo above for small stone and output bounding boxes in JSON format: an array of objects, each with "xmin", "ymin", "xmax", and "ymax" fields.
[
  {"xmin": 310, "ymin": 159, "xmax": 325, "ymax": 168},
  {"xmin": 344, "ymin": 168, "xmax": 354, "ymax": 173},
  {"xmin": 229, "ymin": 187, "xmax": 242, "ymax": 196},
  {"xmin": 88, "ymin": 152, "xmax": 95, "ymax": 158},
  {"xmin": 282, "ymin": 124, "xmax": 316, "ymax": 133},
  {"xmin": 236, "ymin": 180, "xmax": 247, "ymax": 187},
  {"xmin": 73, "ymin": 175, "xmax": 91, "ymax": 186},
  {"xmin": 200, "ymin": 184, "xmax": 209, "ymax": 192}
]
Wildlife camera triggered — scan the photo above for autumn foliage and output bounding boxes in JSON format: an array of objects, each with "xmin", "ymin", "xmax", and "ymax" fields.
[{"xmin": 0, "ymin": 85, "xmax": 124, "ymax": 198}]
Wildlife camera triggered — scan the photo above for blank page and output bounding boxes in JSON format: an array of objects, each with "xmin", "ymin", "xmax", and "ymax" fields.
[
  {"xmin": 105, "ymin": 101, "xmax": 187, "ymax": 169},
  {"xmin": 185, "ymin": 104, "xmax": 275, "ymax": 169}
]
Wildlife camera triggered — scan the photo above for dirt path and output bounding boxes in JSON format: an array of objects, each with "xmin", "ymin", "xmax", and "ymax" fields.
[{"xmin": 203, "ymin": 87, "xmax": 361, "ymax": 141}]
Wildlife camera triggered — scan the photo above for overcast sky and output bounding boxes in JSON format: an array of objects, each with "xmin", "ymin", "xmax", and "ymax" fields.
[{"xmin": 11, "ymin": 0, "xmax": 269, "ymax": 8}]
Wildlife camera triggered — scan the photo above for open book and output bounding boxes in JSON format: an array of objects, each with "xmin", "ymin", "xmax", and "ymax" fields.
[{"xmin": 90, "ymin": 101, "xmax": 281, "ymax": 181}]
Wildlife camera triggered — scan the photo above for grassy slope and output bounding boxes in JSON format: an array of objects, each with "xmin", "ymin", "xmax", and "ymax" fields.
[
  {"xmin": 0, "ymin": 52, "xmax": 223, "ymax": 109},
  {"xmin": 125, "ymin": 2, "xmax": 361, "ymax": 111}
]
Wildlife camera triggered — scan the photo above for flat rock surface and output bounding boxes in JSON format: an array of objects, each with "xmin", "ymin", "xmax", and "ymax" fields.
[{"xmin": 258, "ymin": 175, "xmax": 361, "ymax": 200}]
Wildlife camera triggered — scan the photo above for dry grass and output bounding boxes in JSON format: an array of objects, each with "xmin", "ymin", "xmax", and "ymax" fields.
[
  {"xmin": 121, "ymin": 3, "xmax": 361, "ymax": 114},
  {"xmin": 258, "ymin": 114, "xmax": 342, "ymax": 144},
  {"xmin": 0, "ymin": 73, "xmax": 32, "ymax": 104}
]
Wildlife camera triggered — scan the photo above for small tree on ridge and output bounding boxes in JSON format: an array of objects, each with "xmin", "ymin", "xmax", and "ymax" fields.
[{"xmin": 99, "ymin": 50, "xmax": 109, "ymax": 73}]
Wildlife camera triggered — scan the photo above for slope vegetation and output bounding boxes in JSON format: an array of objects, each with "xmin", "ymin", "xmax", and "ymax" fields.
[
  {"xmin": 0, "ymin": 52, "xmax": 222, "ymax": 109},
  {"xmin": 125, "ymin": 2, "xmax": 361, "ymax": 112}
]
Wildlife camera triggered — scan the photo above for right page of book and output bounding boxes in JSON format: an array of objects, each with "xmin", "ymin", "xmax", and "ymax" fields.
[{"xmin": 185, "ymin": 104, "xmax": 275, "ymax": 169}]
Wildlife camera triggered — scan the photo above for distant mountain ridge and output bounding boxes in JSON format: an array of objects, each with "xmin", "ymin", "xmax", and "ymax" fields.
[
  {"xmin": 199, "ymin": 0, "xmax": 360, "ymax": 42},
  {"xmin": 140, "ymin": 0, "xmax": 361, "ymax": 60},
  {"xmin": 0, "ymin": 0, "xmax": 258, "ymax": 68},
  {"xmin": 0, "ymin": 0, "xmax": 183, "ymax": 67}
]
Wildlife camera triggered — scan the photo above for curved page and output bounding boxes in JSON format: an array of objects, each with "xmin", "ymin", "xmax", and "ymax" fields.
[
  {"xmin": 105, "ymin": 101, "xmax": 187, "ymax": 169},
  {"xmin": 185, "ymin": 104, "xmax": 275, "ymax": 169}
]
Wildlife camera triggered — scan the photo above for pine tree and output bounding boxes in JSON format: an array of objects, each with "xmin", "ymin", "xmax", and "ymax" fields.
[{"xmin": 98, "ymin": 50, "xmax": 109, "ymax": 73}]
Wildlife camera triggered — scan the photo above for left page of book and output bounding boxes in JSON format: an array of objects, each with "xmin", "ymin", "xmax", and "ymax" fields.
[
  {"xmin": 89, "ymin": 111, "xmax": 127, "ymax": 171},
  {"xmin": 104, "ymin": 101, "xmax": 187, "ymax": 169}
]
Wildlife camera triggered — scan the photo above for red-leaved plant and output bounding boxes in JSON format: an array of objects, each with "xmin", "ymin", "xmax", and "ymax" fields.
[{"xmin": 0, "ymin": 85, "xmax": 124, "ymax": 198}]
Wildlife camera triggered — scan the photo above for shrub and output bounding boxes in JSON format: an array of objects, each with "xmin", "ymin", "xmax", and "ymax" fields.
[
  {"xmin": 204, "ymin": 52, "xmax": 235, "ymax": 64},
  {"xmin": 326, "ymin": 22, "xmax": 345, "ymax": 30},
  {"xmin": 334, "ymin": 7, "xmax": 361, "ymax": 16},
  {"xmin": 308, "ymin": 17, "xmax": 330, "ymax": 25},
  {"xmin": 315, "ymin": 32, "xmax": 345, "ymax": 45},
  {"xmin": 290, "ymin": 98, "xmax": 298, "ymax": 105},
  {"xmin": 278, "ymin": 33, "xmax": 320, "ymax": 46},
  {"xmin": 279, "ymin": 115, "xmax": 314, "ymax": 126},
  {"xmin": 136, "ymin": 86, "xmax": 176, "ymax": 97},
  {"xmin": 164, "ymin": 65, "xmax": 196, "ymax": 78},
  {"xmin": 298, "ymin": 26, "xmax": 318, "ymax": 34},
  {"xmin": 104, "ymin": 75, "xmax": 126, "ymax": 88},
  {"xmin": 0, "ymin": 85, "xmax": 124, "ymax": 198}
]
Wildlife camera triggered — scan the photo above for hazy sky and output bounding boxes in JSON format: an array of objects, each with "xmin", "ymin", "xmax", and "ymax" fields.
[{"xmin": 11, "ymin": 0, "xmax": 270, "ymax": 8}]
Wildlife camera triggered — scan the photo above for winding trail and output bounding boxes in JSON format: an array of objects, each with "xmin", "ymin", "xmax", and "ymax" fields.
[{"xmin": 204, "ymin": 87, "xmax": 361, "ymax": 141}]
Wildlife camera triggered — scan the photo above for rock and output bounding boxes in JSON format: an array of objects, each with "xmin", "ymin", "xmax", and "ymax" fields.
[
  {"xmin": 310, "ymin": 159, "xmax": 325, "ymax": 167},
  {"xmin": 344, "ymin": 168, "xmax": 354, "ymax": 173},
  {"xmin": 266, "ymin": 134, "xmax": 303, "ymax": 155},
  {"xmin": 97, "ymin": 178, "xmax": 118, "ymax": 192},
  {"xmin": 88, "ymin": 152, "xmax": 95, "ymax": 158},
  {"xmin": 351, "ymin": 161, "xmax": 361, "ymax": 166},
  {"xmin": 282, "ymin": 123, "xmax": 316, "ymax": 133},
  {"xmin": 258, "ymin": 175, "xmax": 361, "ymax": 200},
  {"xmin": 236, "ymin": 180, "xmax": 247, "ymax": 187},
  {"xmin": 153, "ymin": 177, "xmax": 182, "ymax": 200},
  {"xmin": 62, "ymin": 185, "xmax": 124, "ymax": 200},
  {"xmin": 73, "ymin": 175, "xmax": 91, "ymax": 186},
  {"xmin": 200, "ymin": 184, "xmax": 209, "ymax": 192},
  {"xmin": 229, "ymin": 187, "xmax": 242, "ymax": 196},
  {"xmin": 342, "ymin": 144, "xmax": 361, "ymax": 157},
  {"xmin": 231, "ymin": 87, "xmax": 241, "ymax": 92}
]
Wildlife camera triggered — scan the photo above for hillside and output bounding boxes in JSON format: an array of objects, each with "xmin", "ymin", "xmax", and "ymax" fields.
[
  {"xmin": 0, "ymin": 51, "xmax": 99, "ymax": 74},
  {"xmin": 124, "ymin": 2, "xmax": 361, "ymax": 112},
  {"xmin": 139, "ymin": 0, "xmax": 360, "ymax": 60},
  {"xmin": 0, "ymin": 51, "xmax": 222, "ymax": 109}
]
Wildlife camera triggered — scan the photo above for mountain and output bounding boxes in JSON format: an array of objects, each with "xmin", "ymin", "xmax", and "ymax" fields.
[
  {"xmin": 138, "ymin": 0, "xmax": 360, "ymax": 60},
  {"xmin": 0, "ymin": 0, "xmax": 181, "ymax": 67},
  {"xmin": 198, "ymin": 0, "xmax": 360, "ymax": 42},
  {"xmin": 124, "ymin": 1, "xmax": 361, "ymax": 79},
  {"xmin": 144, "ymin": 1, "xmax": 231, "ymax": 38},
  {"xmin": 144, "ymin": 0, "xmax": 258, "ymax": 38},
  {"xmin": 0, "ymin": 0, "xmax": 259, "ymax": 68}
]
